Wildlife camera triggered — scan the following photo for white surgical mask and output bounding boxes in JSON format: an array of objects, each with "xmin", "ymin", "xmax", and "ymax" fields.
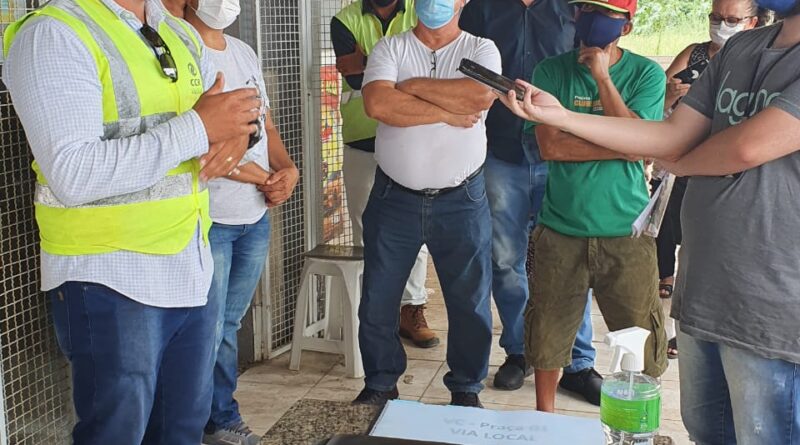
[
  {"xmin": 193, "ymin": 0, "xmax": 240, "ymax": 30},
  {"xmin": 709, "ymin": 21, "xmax": 746, "ymax": 47}
]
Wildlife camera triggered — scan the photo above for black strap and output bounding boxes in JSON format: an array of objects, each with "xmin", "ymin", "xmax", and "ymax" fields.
[{"xmin": 382, "ymin": 166, "xmax": 484, "ymax": 197}]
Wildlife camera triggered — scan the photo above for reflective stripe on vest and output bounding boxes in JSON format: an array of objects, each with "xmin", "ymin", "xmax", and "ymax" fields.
[
  {"xmin": 335, "ymin": 0, "xmax": 416, "ymax": 144},
  {"xmin": 4, "ymin": 0, "xmax": 210, "ymax": 256}
]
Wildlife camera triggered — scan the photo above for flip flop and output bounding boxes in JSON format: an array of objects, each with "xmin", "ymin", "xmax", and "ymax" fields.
[
  {"xmin": 659, "ymin": 284, "xmax": 673, "ymax": 299},
  {"xmin": 667, "ymin": 337, "xmax": 678, "ymax": 360}
]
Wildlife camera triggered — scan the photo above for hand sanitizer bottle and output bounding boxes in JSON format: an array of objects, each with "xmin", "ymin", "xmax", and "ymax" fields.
[{"xmin": 601, "ymin": 327, "xmax": 661, "ymax": 445}]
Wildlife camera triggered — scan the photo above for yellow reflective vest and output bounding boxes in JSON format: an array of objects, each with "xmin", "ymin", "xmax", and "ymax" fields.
[
  {"xmin": 335, "ymin": 0, "xmax": 417, "ymax": 144},
  {"xmin": 4, "ymin": 0, "xmax": 211, "ymax": 256}
]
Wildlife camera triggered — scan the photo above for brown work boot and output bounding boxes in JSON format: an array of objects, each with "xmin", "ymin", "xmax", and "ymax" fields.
[{"xmin": 399, "ymin": 304, "xmax": 440, "ymax": 349}]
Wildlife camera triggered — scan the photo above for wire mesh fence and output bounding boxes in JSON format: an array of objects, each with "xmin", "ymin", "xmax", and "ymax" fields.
[
  {"xmin": 259, "ymin": 1, "xmax": 310, "ymax": 354},
  {"xmin": 1, "ymin": 2, "xmax": 74, "ymax": 444},
  {"xmin": 259, "ymin": 0, "xmax": 359, "ymax": 355}
]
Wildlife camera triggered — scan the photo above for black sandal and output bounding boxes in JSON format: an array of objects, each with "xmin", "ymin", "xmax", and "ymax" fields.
[
  {"xmin": 659, "ymin": 284, "xmax": 673, "ymax": 299},
  {"xmin": 667, "ymin": 337, "xmax": 678, "ymax": 359}
]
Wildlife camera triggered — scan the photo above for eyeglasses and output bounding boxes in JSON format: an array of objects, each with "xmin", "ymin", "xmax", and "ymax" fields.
[
  {"xmin": 140, "ymin": 24, "xmax": 178, "ymax": 82},
  {"xmin": 708, "ymin": 13, "xmax": 754, "ymax": 25},
  {"xmin": 430, "ymin": 50, "xmax": 438, "ymax": 78}
]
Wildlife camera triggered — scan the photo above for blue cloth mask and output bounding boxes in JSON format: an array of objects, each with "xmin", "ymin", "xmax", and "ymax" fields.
[
  {"xmin": 416, "ymin": 0, "xmax": 457, "ymax": 29},
  {"xmin": 575, "ymin": 10, "xmax": 628, "ymax": 49},
  {"xmin": 756, "ymin": 0, "xmax": 798, "ymax": 14}
]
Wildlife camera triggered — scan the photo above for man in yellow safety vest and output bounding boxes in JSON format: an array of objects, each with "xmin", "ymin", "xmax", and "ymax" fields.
[{"xmin": 3, "ymin": 0, "xmax": 261, "ymax": 442}]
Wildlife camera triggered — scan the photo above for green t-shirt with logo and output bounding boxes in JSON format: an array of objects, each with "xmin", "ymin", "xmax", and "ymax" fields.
[{"xmin": 526, "ymin": 48, "xmax": 666, "ymax": 237}]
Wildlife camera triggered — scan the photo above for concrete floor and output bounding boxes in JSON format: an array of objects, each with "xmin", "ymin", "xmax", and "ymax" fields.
[{"xmin": 235, "ymin": 263, "xmax": 691, "ymax": 444}]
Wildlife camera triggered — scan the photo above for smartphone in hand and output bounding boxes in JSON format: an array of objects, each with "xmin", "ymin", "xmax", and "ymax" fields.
[
  {"xmin": 458, "ymin": 58, "xmax": 527, "ymax": 101},
  {"xmin": 673, "ymin": 59, "xmax": 709, "ymax": 84}
]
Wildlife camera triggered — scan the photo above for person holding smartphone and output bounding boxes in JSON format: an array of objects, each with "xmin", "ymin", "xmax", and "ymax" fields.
[
  {"xmin": 499, "ymin": 0, "xmax": 800, "ymax": 439},
  {"xmin": 666, "ymin": 0, "xmax": 763, "ymax": 117},
  {"xmin": 655, "ymin": 0, "xmax": 765, "ymax": 361}
]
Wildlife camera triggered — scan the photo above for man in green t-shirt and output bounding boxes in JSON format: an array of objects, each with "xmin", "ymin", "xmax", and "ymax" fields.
[{"xmin": 523, "ymin": 0, "xmax": 667, "ymax": 413}]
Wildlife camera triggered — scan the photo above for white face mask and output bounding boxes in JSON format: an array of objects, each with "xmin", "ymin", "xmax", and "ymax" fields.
[
  {"xmin": 193, "ymin": 0, "xmax": 240, "ymax": 30},
  {"xmin": 709, "ymin": 21, "xmax": 746, "ymax": 47}
]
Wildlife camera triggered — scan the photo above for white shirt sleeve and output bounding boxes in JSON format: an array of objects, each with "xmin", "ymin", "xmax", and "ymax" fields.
[
  {"xmin": 3, "ymin": 18, "xmax": 209, "ymax": 207},
  {"xmin": 471, "ymin": 37, "xmax": 502, "ymax": 75},
  {"xmin": 363, "ymin": 37, "xmax": 399, "ymax": 86}
]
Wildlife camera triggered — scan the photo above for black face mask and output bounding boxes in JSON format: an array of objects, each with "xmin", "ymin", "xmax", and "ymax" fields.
[{"xmin": 372, "ymin": 0, "xmax": 396, "ymax": 8}]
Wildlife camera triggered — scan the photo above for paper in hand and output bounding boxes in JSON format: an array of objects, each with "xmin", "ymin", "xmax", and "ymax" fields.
[{"xmin": 632, "ymin": 172, "xmax": 675, "ymax": 238}]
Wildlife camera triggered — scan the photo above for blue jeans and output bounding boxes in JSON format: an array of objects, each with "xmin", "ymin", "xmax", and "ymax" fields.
[
  {"xmin": 361, "ymin": 168, "xmax": 493, "ymax": 394},
  {"xmin": 485, "ymin": 150, "xmax": 596, "ymax": 373},
  {"xmin": 206, "ymin": 214, "xmax": 271, "ymax": 432},
  {"xmin": 49, "ymin": 282, "xmax": 216, "ymax": 445},
  {"xmin": 679, "ymin": 328, "xmax": 800, "ymax": 444}
]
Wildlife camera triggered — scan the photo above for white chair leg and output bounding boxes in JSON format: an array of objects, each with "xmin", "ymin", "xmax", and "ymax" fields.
[
  {"xmin": 322, "ymin": 275, "xmax": 336, "ymax": 341},
  {"xmin": 341, "ymin": 264, "xmax": 364, "ymax": 378},
  {"xmin": 289, "ymin": 262, "xmax": 313, "ymax": 371}
]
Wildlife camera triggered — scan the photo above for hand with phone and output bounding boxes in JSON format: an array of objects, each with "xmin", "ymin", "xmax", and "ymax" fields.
[
  {"xmin": 666, "ymin": 78, "xmax": 692, "ymax": 108},
  {"xmin": 667, "ymin": 59, "xmax": 709, "ymax": 109},
  {"xmin": 458, "ymin": 58, "xmax": 526, "ymax": 102},
  {"xmin": 673, "ymin": 59, "xmax": 709, "ymax": 85}
]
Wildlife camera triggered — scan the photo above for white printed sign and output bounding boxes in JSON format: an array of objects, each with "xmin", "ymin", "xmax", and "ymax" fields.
[{"xmin": 371, "ymin": 400, "xmax": 605, "ymax": 445}]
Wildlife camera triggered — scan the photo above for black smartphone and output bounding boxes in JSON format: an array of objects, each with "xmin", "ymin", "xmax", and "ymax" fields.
[
  {"xmin": 673, "ymin": 59, "xmax": 709, "ymax": 84},
  {"xmin": 458, "ymin": 58, "xmax": 527, "ymax": 100}
]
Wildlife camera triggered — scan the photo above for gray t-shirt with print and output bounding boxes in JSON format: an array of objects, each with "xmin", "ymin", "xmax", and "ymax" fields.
[{"xmin": 676, "ymin": 23, "xmax": 800, "ymax": 364}]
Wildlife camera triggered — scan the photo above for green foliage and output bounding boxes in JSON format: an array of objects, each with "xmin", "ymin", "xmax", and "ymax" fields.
[
  {"xmin": 633, "ymin": 0, "xmax": 712, "ymax": 35},
  {"xmin": 621, "ymin": 0, "xmax": 712, "ymax": 55}
]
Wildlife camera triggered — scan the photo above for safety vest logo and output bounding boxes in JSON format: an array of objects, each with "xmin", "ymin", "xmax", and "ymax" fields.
[
  {"xmin": 188, "ymin": 62, "xmax": 202, "ymax": 91},
  {"xmin": 716, "ymin": 71, "xmax": 780, "ymax": 126}
]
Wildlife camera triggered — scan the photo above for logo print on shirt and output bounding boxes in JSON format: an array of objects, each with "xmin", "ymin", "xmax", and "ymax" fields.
[
  {"xmin": 573, "ymin": 96, "xmax": 604, "ymax": 112},
  {"xmin": 716, "ymin": 71, "xmax": 780, "ymax": 125}
]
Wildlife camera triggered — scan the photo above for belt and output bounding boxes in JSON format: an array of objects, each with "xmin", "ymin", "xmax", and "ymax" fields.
[{"xmin": 382, "ymin": 166, "xmax": 483, "ymax": 197}]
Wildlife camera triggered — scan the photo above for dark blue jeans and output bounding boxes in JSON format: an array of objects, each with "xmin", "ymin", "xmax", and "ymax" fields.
[
  {"xmin": 49, "ymin": 282, "xmax": 216, "ymax": 445},
  {"xmin": 360, "ymin": 168, "xmax": 493, "ymax": 394},
  {"xmin": 485, "ymin": 151, "xmax": 596, "ymax": 373},
  {"xmin": 206, "ymin": 214, "xmax": 270, "ymax": 432}
]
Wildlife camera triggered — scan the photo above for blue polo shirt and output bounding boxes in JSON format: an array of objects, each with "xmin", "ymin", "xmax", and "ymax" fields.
[{"xmin": 459, "ymin": 0, "xmax": 576, "ymax": 164}]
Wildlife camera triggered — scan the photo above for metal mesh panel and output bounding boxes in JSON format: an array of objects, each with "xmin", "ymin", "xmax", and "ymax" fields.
[
  {"xmin": 259, "ymin": 0, "xmax": 363, "ymax": 355},
  {"xmin": 313, "ymin": 0, "xmax": 355, "ymax": 247},
  {"xmin": 259, "ymin": 2, "xmax": 309, "ymax": 353},
  {"xmin": 1, "ymin": 2, "xmax": 74, "ymax": 443}
]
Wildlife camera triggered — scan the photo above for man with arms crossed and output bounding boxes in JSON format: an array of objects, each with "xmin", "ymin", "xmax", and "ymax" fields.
[
  {"xmin": 355, "ymin": 0, "xmax": 500, "ymax": 408},
  {"xmin": 331, "ymin": 0, "xmax": 439, "ymax": 349}
]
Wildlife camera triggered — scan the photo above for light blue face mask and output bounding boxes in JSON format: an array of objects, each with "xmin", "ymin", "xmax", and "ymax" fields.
[{"xmin": 416, "ymin": 0, "xmax": 457, "ymax": 30}]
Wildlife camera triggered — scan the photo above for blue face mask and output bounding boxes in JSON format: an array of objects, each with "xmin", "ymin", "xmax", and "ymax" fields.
[
  {"xmin": 756, "ymin": 0, "xmax": 798, "ymax": 14},
  {"xmin": 575, "ymin": 10, "xmax": 628, "ymax": 49},
  {"xmin": 416, "ymin": 0, "xmax": 457, "ymax": 30}
]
